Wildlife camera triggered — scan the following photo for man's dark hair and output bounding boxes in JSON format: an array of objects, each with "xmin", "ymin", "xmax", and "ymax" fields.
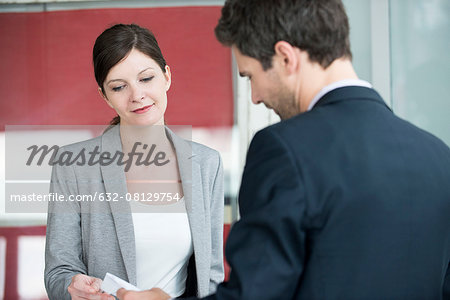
[{"xmin": 215, "ymin": 0, "xmax": 352, "ymax": 70}]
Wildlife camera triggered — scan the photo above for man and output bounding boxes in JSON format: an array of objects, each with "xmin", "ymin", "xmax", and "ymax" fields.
[{"xmin": 117, "ymin": 0, "xmax": 450, "ymax": 299}]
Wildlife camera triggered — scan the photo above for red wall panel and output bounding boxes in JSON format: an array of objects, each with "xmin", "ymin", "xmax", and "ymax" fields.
[{"xmin": 0, "ymin": 7, "xmax": 233, "ymax": 128}]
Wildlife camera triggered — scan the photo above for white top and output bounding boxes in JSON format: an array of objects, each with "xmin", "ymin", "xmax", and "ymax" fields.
[
  {"xmin": 131, "ymin": 198, "xmax": 193, "ymax": 298},
  {"xmin": 307, "ymin": 79, "xmax": 373, "ymax": 111}
]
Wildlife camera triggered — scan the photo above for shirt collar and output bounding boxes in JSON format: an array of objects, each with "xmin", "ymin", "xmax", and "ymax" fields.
[{"xmin": 307, "ymin": 79, "xmax": 373, "ymax": 111}]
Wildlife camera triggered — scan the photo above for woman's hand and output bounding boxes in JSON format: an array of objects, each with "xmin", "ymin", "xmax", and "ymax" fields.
[
  {"xmin": 68, "ymin": 274, "xmax": 114, "ymax": 300},
  {"xmin": 116, "ymin": 287, "xmax": 171, "ymax": 300}
]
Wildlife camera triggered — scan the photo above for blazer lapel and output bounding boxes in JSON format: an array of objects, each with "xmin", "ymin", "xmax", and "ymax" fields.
[
  {"xmin": 166, "ymin": 127, "xmax": 207, "ymax": 280},
  {"xmin": 100, "ymin": 125, "xmax": 137, "ymax": 284}
]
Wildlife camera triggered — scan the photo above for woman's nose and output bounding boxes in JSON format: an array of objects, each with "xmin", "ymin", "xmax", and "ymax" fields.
[{"xmin": 130, "ymin": 84, "xmax": 144, "ymax": 102}]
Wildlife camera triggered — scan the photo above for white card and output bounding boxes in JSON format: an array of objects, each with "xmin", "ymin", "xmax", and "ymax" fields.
[{"xmin": 101, "ymin": 272, "xmax": 141, "ymax": 296}]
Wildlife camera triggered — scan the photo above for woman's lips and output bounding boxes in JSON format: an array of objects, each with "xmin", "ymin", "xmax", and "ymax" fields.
[{"xmin": 132, "ymin": 104, "xmax": 153, "ymax": 114}]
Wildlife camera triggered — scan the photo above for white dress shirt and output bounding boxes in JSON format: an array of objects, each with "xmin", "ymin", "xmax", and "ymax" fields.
[
  {"xmin": 131, "ymin": 198, "xmax": 193, "ymax": 298},
  {"xmin": 307, "ymin": 79, "xmax": 373, "ymax": 111}
]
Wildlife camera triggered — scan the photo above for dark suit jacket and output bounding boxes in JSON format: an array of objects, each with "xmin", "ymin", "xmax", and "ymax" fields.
[{"xmin": 197, "ymin": 86, "xmax": 450, "ymax": 300}]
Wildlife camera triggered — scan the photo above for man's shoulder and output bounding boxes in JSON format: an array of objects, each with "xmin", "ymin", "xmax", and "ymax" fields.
[
  {"xmin": 397, "ymin": 118, "xmax": 450, "ymax": 154},
  {"xmin": 246, "ymin": 117, "xmax": 318, "ymax": 165},
  {"xmin": 257, "ymin": 112, "xmax": 328, "ymax": 144}
]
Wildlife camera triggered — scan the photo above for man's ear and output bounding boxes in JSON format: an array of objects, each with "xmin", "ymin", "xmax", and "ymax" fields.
[
  {"xmin": 98, "ymin": 87, "xmax": 114, "ymax": 108},
  {"xmin": 273, "ymin": 41, "xmax": 301, "ymax": 74},
  {"xmin": 164, "ymin": 65, "xmax": 172, "ymax": 91}
]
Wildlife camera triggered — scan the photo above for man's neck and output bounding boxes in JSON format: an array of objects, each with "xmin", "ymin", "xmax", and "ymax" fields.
[{"xmin": 297, "ymin": 58, "xmax": 358, "ymax": 112}]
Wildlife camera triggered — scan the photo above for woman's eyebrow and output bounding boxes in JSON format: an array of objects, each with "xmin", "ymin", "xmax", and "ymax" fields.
[
  {"xmin": 138, "ymin": 67, "xmax": 154, "ymax": 74},
  {"xmin": 106, "ymin": 78, "xmax": 124, "ymax": 85}
]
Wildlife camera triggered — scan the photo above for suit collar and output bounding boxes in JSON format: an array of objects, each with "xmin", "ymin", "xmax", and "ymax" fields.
[
  {"xmin": 312, "ymin": 86, "xmax": 391, "ymax": 111},
  {"xmin": 165, "ymin": 126, "xmax": 196, "ymax": 161}
]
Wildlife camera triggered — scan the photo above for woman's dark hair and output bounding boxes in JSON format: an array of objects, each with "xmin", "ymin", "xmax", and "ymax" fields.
[
  {"xmin": 93, "ymin": 24, "xmax": 167, "ymax": 125},
  {"xmin": 215, "ymin": 0, "xmax": 352, "ymax": 70}
]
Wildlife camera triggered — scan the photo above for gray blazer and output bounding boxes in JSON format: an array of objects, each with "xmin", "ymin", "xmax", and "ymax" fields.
[{"xmin": 44, "ymin": 126, "xmax": 224, "ymax": 299}]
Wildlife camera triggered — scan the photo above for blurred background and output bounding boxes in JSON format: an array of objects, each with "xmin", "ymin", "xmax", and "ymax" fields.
[{"xmin": 0, "ymin": 0, "xmax": 449, "ymax": 299}]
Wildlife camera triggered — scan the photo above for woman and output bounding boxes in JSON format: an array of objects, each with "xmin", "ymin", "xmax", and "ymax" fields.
[{"xmin": 44, "ymin": 24, "xmax": 224, "ymax": 300}]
